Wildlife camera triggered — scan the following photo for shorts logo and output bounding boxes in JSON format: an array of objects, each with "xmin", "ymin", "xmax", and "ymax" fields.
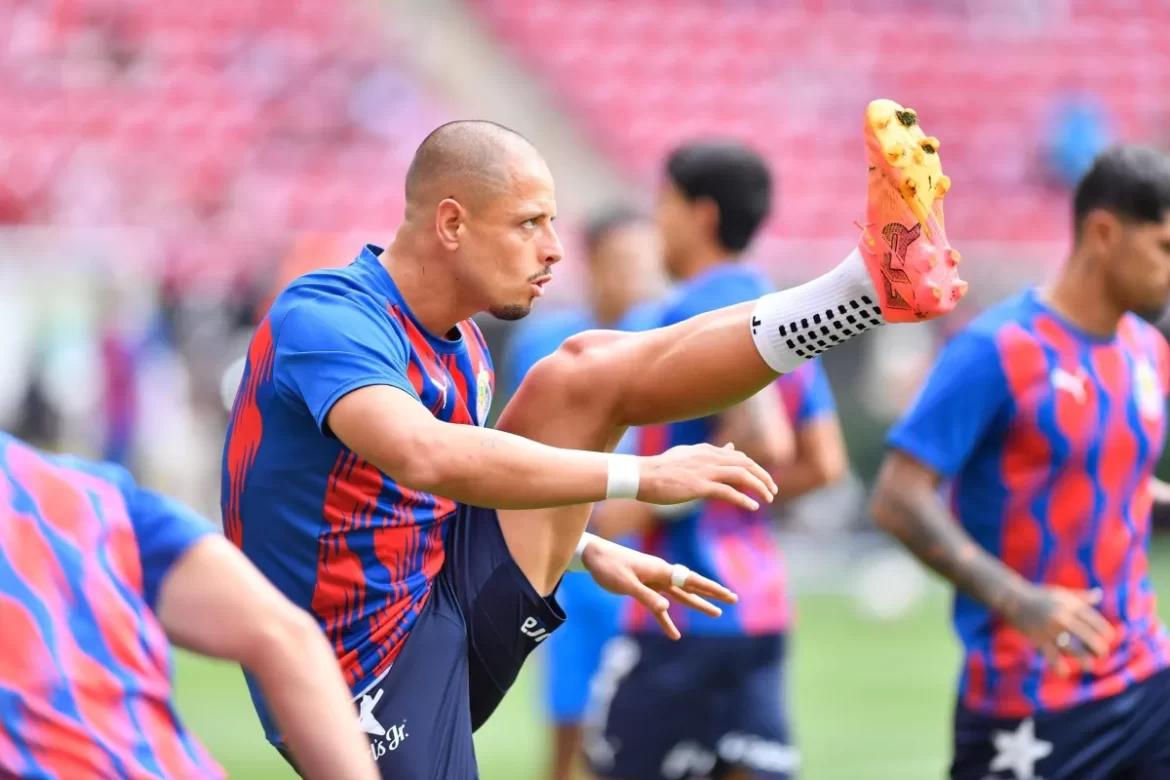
[
  {"xmin": 520, "ymin": 616, "xmax": 550, "ymax": 643},
  {"xmin": 357, "ymin": 690, "xmax": 409, "ymax": 761},
  {"xmin": 476, "ymin": 363, "xmax": 492, "ymax": 426},
  {"xmin": 988, "ymin": 717, "xmax": 1051, "ymax": 780},
  {"xmin": 1134, "ymin": 359, "xmax": 1162, "ymax": 422}
]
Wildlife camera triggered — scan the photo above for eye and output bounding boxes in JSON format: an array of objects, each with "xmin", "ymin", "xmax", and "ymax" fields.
[{"xmin": 521, "ymin": 218, "xmax": 539, "ymax": 229}]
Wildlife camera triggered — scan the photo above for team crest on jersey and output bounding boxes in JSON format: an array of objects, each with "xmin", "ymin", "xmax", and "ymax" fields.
[
  {"xmin": 475, "ymin": 364, "xmax": 492, "ymax": 426},
  {"xmin": 1134, "ymin": 359, "xmax": 1163, "ymax": 421}
]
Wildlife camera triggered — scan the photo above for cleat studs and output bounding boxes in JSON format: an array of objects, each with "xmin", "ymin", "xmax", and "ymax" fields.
[
  {"xmin": 886, "ymin": 144, "xmax": 904, "ymax": 163},
  {"xmin": 902, "ymin": 175, "xmax": 918, "ymax": 193},
  {"xmin": 913, "ymin": 149, "xmax": 925, "ymax": 164},
  {"xmin": 935, "ymin": 175, "xmax": 951, "ymax": 198},
  {"xmin": 955, "ymin": 280, "xmax": 969, "ymax": 298},
  {"xmin": 895, "ymin": 109, "xmax": 918, "ymax": 127},
  {"xmin": 930, "ymin": 284, "xmax": 943, "ymax": 301},
  {"xmin": 920, "ymin": 136, "xmax": 940, "ymax": 153},
  {"xmin": 948, "ymin": 249, "xmax": 962, "ymax": 266}
]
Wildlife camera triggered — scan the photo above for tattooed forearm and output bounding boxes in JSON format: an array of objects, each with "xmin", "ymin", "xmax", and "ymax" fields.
[{"xmin": 872, "ymin": 480, "xmax": 1029, "ymax": 618}]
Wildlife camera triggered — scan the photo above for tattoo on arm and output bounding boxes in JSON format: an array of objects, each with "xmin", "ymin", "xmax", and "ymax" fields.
[{"xmin": 876, "ymin": 484, "xmax": 1028, "ymax": 620}]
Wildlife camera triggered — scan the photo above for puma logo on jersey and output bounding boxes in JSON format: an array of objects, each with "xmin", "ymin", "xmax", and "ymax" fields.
[{"xmin": 1050, "ymin": 367, "xmax": 1088, "ymax": 403}]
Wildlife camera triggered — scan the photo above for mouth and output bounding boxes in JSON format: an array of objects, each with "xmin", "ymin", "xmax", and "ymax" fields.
[{"xmin": 530, "ymin": 276, "xmax": 552, "ymax": 296}]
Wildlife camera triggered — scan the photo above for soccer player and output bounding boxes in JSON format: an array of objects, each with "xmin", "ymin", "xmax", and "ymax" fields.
[
  {"xmin": 871, "ymin": 144, "xmax": 1170, "ymax": 780},
  {"xmin": 224, "ymin": 100, "xmax": 964, "ymax": 778},
  {"xmin": 0, "ymin": 431, "xmax": 378, "ymax": 780},
  {"xmin": 505, "ymin": 204, "xmax": 664, "ymax": 780},
  {"xmin": 584, "ymin": 142, "xmax": 848, "ymax": 780}
]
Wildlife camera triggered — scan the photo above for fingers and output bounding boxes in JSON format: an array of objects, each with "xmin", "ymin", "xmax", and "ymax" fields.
[
  {"xmin": 653, "ymin": 606, "xmax": 681, "ymax": 641},
  {"xmin": 666, "ymin": 586, "xmax": 721, "ymax": 618},
  {"xmin": 719, "ymin": 465, "xmax": 774, "ymax": 505},
  {"xmin": 709, "ymin": 483, "xmax": 761, "ymax": 512},
  {"xmin": 676, "ymin": 571, "xmax": 738, "ymax": 604},
  {"xmin": 721, "ymin": 443, "xmax": 779, "ymax": 496},
  {"xmin": 628, "ymin": 577, "xmax": 670, "ymax": 617}
]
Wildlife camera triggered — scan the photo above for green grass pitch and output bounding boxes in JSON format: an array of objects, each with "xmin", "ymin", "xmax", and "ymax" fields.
[{"xmin": 173, "ymin": 541, "xmax": 1170, "ymax": 779}]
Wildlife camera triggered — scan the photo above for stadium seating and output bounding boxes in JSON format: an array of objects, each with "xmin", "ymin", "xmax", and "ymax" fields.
[
  {"xmin": 471, "ymin": 0, "xmax": 1170, "ymax": 242},
  {"xmin": 0, "ymin": 0, "xmax": 447, "ymax": 278}
]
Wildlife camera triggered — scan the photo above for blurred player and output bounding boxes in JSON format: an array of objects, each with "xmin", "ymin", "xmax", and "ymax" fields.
[
  {"xmin": 505, "ymin": 205, "xmax": 664, "ymax": 780},
  {"xmin": 224, "ymin": 100, "xmax": 964, "ymax": 779},
  {"xmin": 871, "ymin": 144, "xmax": 1170, "ymax": 780},
  {"xmin": 584, "ymin": 142, "xmax": 848, "ymax": 780},
  {"xmin": 0, "ymin": 431, "xmax": 378, "ymax": 780}
]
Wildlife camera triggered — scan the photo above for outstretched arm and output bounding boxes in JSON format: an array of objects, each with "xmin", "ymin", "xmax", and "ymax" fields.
[
  {"xmin": 157, "ymin": 536, "xmax": 378, "ymax": 780},
  {"xmin": 328, "ymin": 386, "xmax": 774, "ymax": 511},
  {"xmin": 274, "ymin": 294, "xmax": 774, "ymax": 514}
]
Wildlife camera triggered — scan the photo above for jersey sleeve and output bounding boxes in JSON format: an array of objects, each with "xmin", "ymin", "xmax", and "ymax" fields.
[
  {"xmin": 273, "ymin": 294, "xmax": 418, "ymax": 433},
  {"xmin": 886, "ymin": 330, "xmax": 1010, "ymax": 479},
  {"xmin": 124, "ymin": 483, "xmax": 216, "ymax": 610},
  {"xmin": 60, "ymin": 457, "xmax": 217, "ymax": 612}
]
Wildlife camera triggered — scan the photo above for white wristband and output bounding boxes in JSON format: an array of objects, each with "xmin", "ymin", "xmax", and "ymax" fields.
[
  {"xmin": 606, "ymin": 454, "xmax": 640, "ymax": 500},
  {"xmin": 568, "ymin": 532, "xmax": 595, "ymax": 572}
]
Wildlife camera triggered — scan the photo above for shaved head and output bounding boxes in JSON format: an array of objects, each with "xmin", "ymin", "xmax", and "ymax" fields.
[
  {"xmin": 404, "ymin": 120, "xmax": 543, "ymax": 215},
  {"xmin": 395, "ymin": 119, "xmax": 562, "ymax": 325}
]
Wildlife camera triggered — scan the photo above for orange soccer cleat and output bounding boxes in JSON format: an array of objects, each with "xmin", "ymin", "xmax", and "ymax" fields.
[{"xmin": 857, "ymin": 99, "xmax": 966, "ymax": 323}]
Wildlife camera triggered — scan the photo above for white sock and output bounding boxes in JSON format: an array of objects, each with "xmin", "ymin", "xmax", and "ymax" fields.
[{"xmin": 750, "ymin": 248, "xmax": 884, "ymax": 374}]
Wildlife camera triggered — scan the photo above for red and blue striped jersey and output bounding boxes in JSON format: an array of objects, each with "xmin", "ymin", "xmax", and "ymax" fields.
[
  {"xmin": 0, "ymin": 433, "xmax": 221, "ymax": 779},
  {"xmin": 222, "ymin": 244, "xmax": 494, "ymax": 743},
  {"xmin": 888, "ymin": 288, "xmax": 1170, "ymax": 717},
  {"xmin": 624, "ymin": 264, "xmax": 837, "ymax": 636}
]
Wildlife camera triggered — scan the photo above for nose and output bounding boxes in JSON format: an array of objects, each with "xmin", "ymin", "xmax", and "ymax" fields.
[{"xmin": 543, "ymin": 226, "xmax": 564, "ymax": 267}]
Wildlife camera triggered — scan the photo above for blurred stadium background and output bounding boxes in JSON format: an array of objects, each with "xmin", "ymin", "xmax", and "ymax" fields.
[{"xmin": 3, "ymin": 0, "xmax": 1170, "ymax": 777}]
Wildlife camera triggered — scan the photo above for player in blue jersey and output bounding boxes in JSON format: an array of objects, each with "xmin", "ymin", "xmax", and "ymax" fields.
[
  {"xmin": 225, "ymin": 105, "xmax": 966, "ymax": 779},
  {"xmin": 872, "ymin": 145, "xmax": 1170, "ymax": 780},
  {"xmin": 584, "ymin": 142, "xmax": 848, "ymax": 780},
  {"xmin": 0, "ymin": 431, "xmax": 378, "ymax": 780},
  {"xmin": 505, "ymin": 205, "xmax": 664, "ymax": 780}
]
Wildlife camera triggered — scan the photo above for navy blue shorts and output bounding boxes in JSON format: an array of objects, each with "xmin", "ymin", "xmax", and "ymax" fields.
[
  {"xmin": 951, "ymin": 667, "xmax": 1170, "ymax": 780},
  {"xmin": 585, "ymin": 633, "xmax": 797, "ymax": 780},
  {"xmin": 280, "ymin": 503, "xmax": 566, "ymax": 780}
]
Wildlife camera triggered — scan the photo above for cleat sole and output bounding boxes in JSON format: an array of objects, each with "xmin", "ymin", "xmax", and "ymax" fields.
[
  {"xmin": 860, "ymin": 99, "xmax": 965, "ymax": 323},
  {"xmin": 865, "ymin": 99, "xmax": 947, "ymax": 238}
]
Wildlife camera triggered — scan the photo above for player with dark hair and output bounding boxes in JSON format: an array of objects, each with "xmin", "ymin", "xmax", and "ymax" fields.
[
  {"xmin": 225, "ymin": 100, "xmax": 965, "ymax": 778},
  {"xmin": 583, "ymin": 141, "xmax": 847, "ymax": 780},
  {"xmin": 872, "ymin": 143, "xmax": 1170, "ymax": 780},
  {"xmin": 505, "ymin": 204, "xmax": 664, "ymax": 780},
  {"xmin": 0, "ymin": 432, "xmax": 378, "ymax": 780}
]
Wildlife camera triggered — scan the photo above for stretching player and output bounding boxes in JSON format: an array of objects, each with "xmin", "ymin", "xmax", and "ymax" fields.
[
  {"xmin": 225, "ymin": 100, "xmax": 965, "ymax": 778},
  {"xmin": 871, "ymin": 144, "xmax": 1170, "ymax": 780},
  {"xmin": 0, "ymin": 431, "xmax": 377, "ymax": 780},
  {"xmin": 504, "ymin": 205, "xmax": 664, "ymax": 780},
  {"xmin": 584, "ymin": 142, "xmax": 847, "ymax": 780}
]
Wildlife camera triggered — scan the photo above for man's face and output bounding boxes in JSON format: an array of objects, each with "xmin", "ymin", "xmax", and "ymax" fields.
[
  {"xmin": 1092, "ymin": 209, "xmax": 1170, "ymax": 322},
  {"xmin": 451, "ymin": 153, "xmax": 563, "ymax": 321},
  {"xmin": 655, "ymin": 181, "xmax": 706, "ymax": 279},
  {"xmin": 588, "ymin": 222, "xmax": 664, "ymax": 323}
]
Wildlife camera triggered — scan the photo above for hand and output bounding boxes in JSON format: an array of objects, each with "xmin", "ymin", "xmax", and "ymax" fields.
[
  {"xmin": 1000, "ymin": 584, "xmax": 1116, "ymax": 677},
  {"xmin": 638, "ymin": 443, "xmax": 777, "ymax": 512},
  {"xmin": 580, "ymin": 535, "xmax": 738, "ymax": 640}
]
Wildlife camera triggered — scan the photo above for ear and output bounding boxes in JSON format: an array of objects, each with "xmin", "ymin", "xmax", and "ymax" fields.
[
  {"xmin": 435, "ymin": 198, "xmax": 465, "ymax": 250},
  {"xmin": 695, "ymin": 196, "xmax": 721, "ymax": 242},
  {"xmin": 1081, "ymin": 208, "xmax": 1123, "ymax": 251}
]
